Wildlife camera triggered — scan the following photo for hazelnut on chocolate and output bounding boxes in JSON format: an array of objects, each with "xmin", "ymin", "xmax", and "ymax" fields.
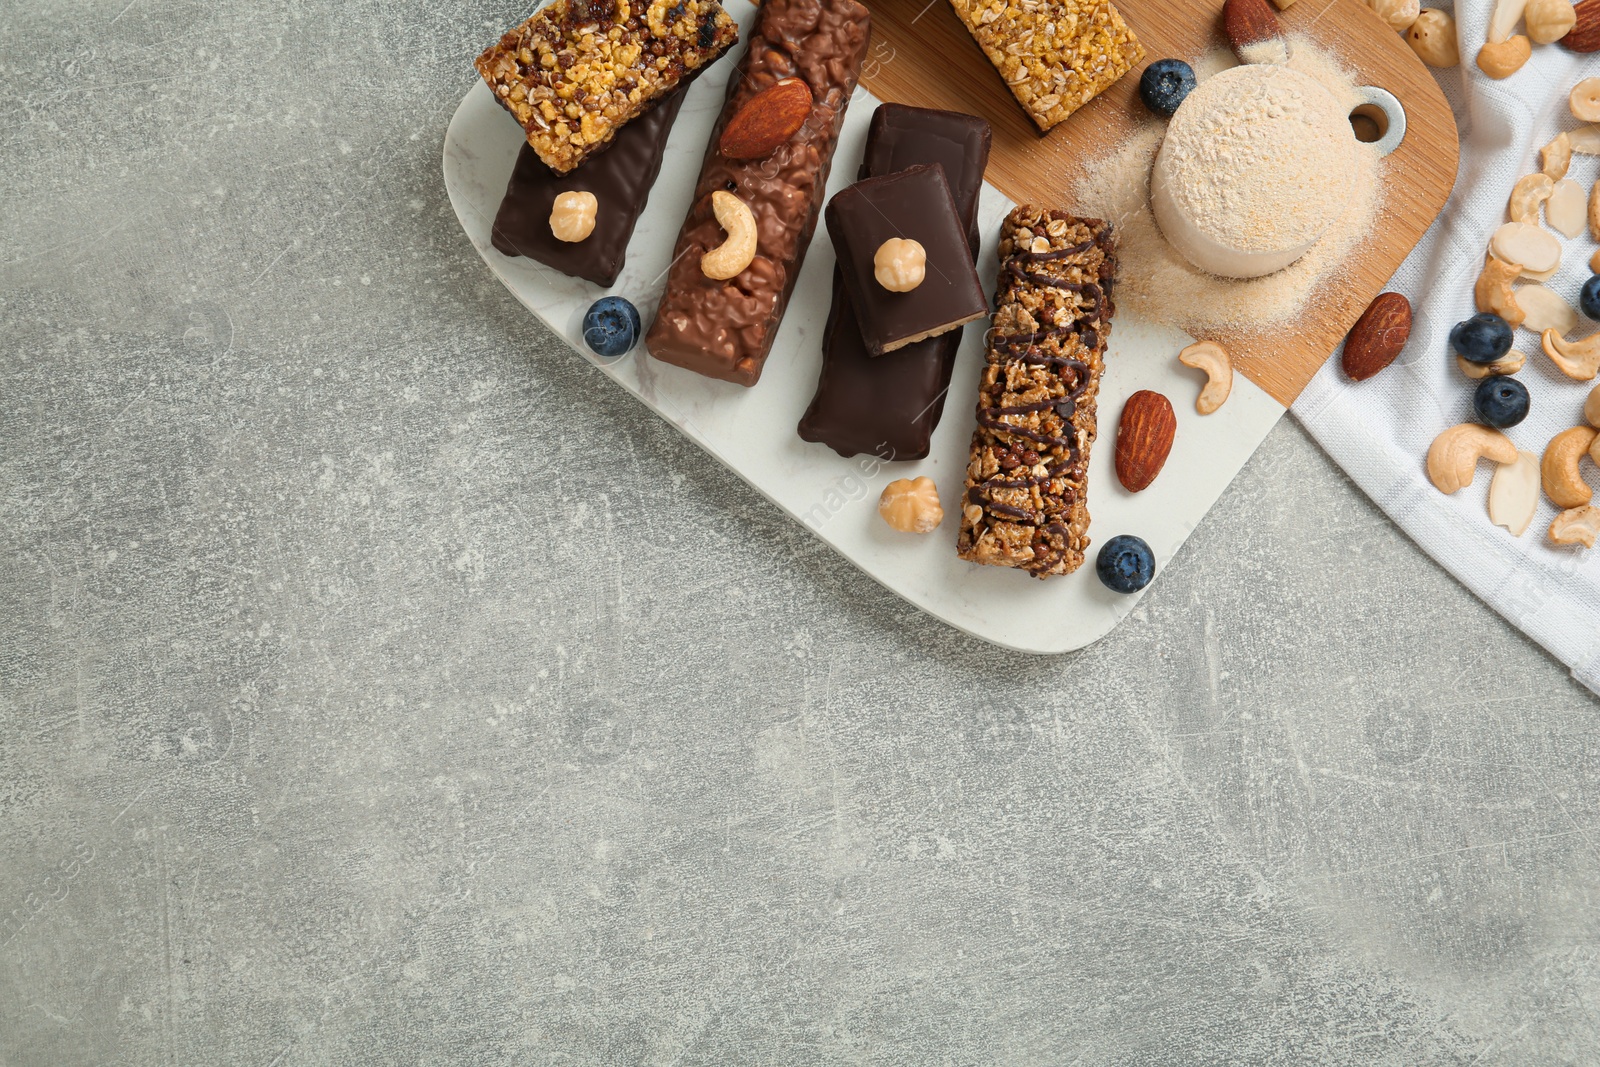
[
  {"xmin": 874, "ymin": 238, "xmax": 926, "ymax": 292},
  {"xmin": 549, "ymin": 191, "xmax": 598, "ymax": 242}
]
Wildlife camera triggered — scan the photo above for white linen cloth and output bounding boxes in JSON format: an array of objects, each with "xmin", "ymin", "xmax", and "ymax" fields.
[{"xmin": 1293, "ymin": 1, "xmax": 1600, "ymax": 694}]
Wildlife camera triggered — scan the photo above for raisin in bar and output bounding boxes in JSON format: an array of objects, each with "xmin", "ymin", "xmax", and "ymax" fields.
[
  {"xmin": 491, "ymin": 85, "xmax": 688, "ymax": 288},
  {"xmin": 957, "ymin": 208, "xmax": 1116, "ymax": 578},
  {"xmin": 474, "ymin": 0, "xmax": 738, "ymax": 175},
  {"xmin": 645, "ymin": 0, "xmax": 871, "ymax": 387},
  {"xmin": 798, "ymin": 105, "xmax": 991, "ymax": 461},
  {"xmin": 824, "ymin": 164, "xmax": 988, "ymax": 356},
  {"xmin": 949, "ymin": 0, "xmax": 1143, "ymax": 133}
]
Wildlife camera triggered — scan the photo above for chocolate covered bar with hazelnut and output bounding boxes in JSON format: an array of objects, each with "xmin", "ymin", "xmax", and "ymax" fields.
[
  {"xmin": 824, "ymin": 164, "xmax": 988, "ymax": 356},
  {"xmin": 491, "ymin": 85, "xmax": 689, "ymax": 288},
  {"xmin": 798, "ymin": 104, "xmax": 992, "ymax": 461},
  {"xmin": 644, "ymin": 0, "xmax": 871, "ymax": 386},
  {"xmin": 957, "ymin": 208, "xmax": 1116, "ymax": 578}
]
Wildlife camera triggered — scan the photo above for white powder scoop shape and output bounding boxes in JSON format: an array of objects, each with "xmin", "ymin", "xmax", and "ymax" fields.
[
  {"xmin": 1152, "ymin": 63, "xmax": 1359, "ymax": 279},
  {"xmin": 1073, "ymin": 37, "xmax": 1384, "ymax": 336}
]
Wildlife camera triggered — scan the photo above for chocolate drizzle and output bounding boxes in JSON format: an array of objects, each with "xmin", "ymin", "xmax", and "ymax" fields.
[{"xmin": 956, "ymin": 209, "xmax": 1116, "ymax": 579}]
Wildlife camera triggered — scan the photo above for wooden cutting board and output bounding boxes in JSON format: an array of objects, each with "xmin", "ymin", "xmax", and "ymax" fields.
[{"xmin": 859, "ymin": 0, "xmax": 1459, "ymax": 406}]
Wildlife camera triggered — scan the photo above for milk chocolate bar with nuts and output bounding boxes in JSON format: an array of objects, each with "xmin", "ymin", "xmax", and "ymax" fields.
[
  {"xmin": 645, "ymin": 0, "xmax": 871, "ymax": 386},
  {"xmin": 949, "ymin": 0, "xmax": 1144, "ymax": 132},
  {"xmin": 474, "ymin": 0, "xmax": 738, "ymax": 175},
  {"xmin": 957, "ymin": 208, "xmax": 1116, "ymax": 578}
]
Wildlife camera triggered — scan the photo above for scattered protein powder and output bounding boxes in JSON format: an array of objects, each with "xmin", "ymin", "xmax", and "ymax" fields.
[{"xmin": 1073, "ymin": 35, "xmax": 1385, "ymax": 334}]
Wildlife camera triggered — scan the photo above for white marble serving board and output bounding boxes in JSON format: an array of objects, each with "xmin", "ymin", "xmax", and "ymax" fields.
[{"xmin": 442, "ymin": 0, "xmax": 1287, "ymax": 653}]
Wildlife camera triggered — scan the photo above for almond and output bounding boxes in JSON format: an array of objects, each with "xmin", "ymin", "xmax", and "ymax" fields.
[
  {"xmin": 1564, "ymin": 0, "xmax": 1600, "ymax": 50},
  {"xmin": 718, "ymin": 77, "xmax": 813, "ymax": 160},
  {"xmin": 1223, "ymin": 0, "xmax": 1287, "ymax": 61},
  {"xmin": 1341, "ymin": 292, "xmax": 1413, "ymax": 381},
  {"xmin": 1115, "ymin": 390, "xmax": 1177, "ymax": 493}
]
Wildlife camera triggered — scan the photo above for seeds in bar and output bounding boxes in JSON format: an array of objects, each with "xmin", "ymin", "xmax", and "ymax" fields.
[
  {"xmin": 948, "ymin": 0, "xmax": 1145, "ymax": 132},
  {"xmin": 475, "ymin": 0, "xmax": 739, "ymax": 175},
  {"xmin": 958, "ymin": 207, "xmax": 1117, "ymax": 578}
]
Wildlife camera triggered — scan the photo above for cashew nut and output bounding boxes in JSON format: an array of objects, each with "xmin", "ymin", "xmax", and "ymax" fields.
[
  {"xmin": 1475, "ymin": 253, "xmax": 1526, "ymax": 328},
  {"xmin": 1457, "ymin": 351, "xmax": 1526, "ymax": 379},
  {"xmin": 1508, "ymin": 173, "xmax": 1554, "ymax": 224},
  {"xmin": 1526, "ymin": 0, "xmax": 1577, "ymax": 43},
  {"xmin": 1542, "ymin": 328, "xmax": 1600, "ymax": 380},
  {"xmin": 1541, "ymin": 425, "xmax": 1598, "ymax": 508},
  {"xmin": 1586, "ymin": 384, "xmax": 1600, "ymax": 428},
  {"xmin": 1478, "ymin": 35, "xmax": 1532, "ymax": 79},
  {"xmin": 1428, "ymin": 425, "xmax": 1518, "ymax": 494},
  {"xmin": 1590, "ymin": 181, "xmax": 1600, "ymax": 242},
  {"xmin": 1487, "ymin": 0, "xmax": 1529, "ymax": 43},
  {"xmin": 1542, "ymin": 133, "xmax": 1573, "ymax": 180},
  {"xmin": 700, "ymin": 190, "xmax": 758, "ymax": 280},
  {"xmin": 1489, "ymin": 450, "xmax": 1541, "ymax": 536},
  {"xmin": 1177, "ymin": 340, "xmax": 1232, "ymax": 415},
  {"xmin": 1550, "ymin": 505, "xmax": 1600, "ymax": 547}
]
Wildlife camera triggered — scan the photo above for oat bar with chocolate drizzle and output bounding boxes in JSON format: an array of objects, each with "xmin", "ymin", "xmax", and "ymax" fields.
[{"xmin": 957, "ymin": 207, "xmax": 1116, "ymax": 578}]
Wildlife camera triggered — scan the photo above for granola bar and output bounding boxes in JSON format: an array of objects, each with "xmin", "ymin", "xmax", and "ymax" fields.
[
  {"xmin": 957, "ymin": 207, "xmax": 1116, "ymax": 578},
  {"xmin": 475, "ymin": 0, "xmax": 738, "ymax": 175},
  {"xmin": 949, "ymin": 0, "xmax": 1144, "ymax": 132}
]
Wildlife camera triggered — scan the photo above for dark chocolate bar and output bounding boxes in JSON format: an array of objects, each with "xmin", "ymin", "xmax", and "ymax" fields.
[
  {"xmin": 644, "ymin": 0, "xmax": 871, "ymax": 386},
  {"xmin": 825, "ymin": 164, "xmax": 987, "ymax": 356},
  {"xmin": 797, "ymin": 105, "xmax": 992, "ymax": 460},
  {"xmin": 957, "ymin": 207, "xmax": 1116, "ymax": 579},
  {"xmin": 491, "ymin": 86, "xmax": 688, "ymax": 289}
]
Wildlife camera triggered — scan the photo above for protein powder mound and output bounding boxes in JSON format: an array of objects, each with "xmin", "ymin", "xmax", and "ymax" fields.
[
  {"xmin": 1073, "ymin": 36, "xmax": 1384, "ymax": 334},
  {"xmin": 1152, "ymin": 63, "xmax": 1358, "ymax": 277}
]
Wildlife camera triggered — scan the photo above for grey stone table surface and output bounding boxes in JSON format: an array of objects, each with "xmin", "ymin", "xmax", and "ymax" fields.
[{"xmin": 3, "ymin": 2, "xmax": 1599, "ymax": 1064}]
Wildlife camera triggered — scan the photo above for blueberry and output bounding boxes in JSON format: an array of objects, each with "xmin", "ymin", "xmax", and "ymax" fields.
[
  {"xmin": 1449, "ymin": 312, "xmax": 1514, "ymax": 364},
  {"xmin": 1582, "ymin": 275, "xmax": 1600, "ymax": 320},
  {"xmin": 1096, "ymin": 534, "xmax": 1156, "ymax": 594},
  {"xmin": 1473, "ymin": 375, "xmax": 1530, "ymax": 428},
  {"xmin": 1139, "ymin": 59, "xmax": 1197, "ymax": 118},
  {"xmin": 582, "ymin": 296, "xmax": 640, "ymax": 358}
]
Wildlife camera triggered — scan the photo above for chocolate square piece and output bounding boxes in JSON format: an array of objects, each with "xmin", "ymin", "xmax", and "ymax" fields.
[
  {"xmin": 824, "ymin": 164, "xmax": 988, "ymax": 357},
  {"xmin": 491, "ymin": 85, "xmax": 688, "ymax": 288}
]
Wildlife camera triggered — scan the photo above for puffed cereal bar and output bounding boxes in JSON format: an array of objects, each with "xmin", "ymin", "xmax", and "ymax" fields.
[
  {"xmin": 948, "ymin": 0, "xmax": 1144, "ymax": 132},
  {"xmin": 475, "ymin": 0, "xmax": 739, "ymax": 175}
]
